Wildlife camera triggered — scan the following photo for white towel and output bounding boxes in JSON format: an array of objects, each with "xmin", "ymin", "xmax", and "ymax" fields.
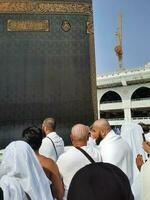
[{"xmin": 0, "ymin": 141, "xmax": 53, "ymax": 200}]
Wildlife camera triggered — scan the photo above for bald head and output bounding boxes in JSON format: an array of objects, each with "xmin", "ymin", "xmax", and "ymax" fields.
[
  {"xmin": 42, "ymin": 117, "xmax": 56, "ymax": 135},
  {"xmin": 93, "ymin": 119, "xmax": 111, "ymax": 130},
  {"xmin": 71, "ymin": 124, "xmax": 89, "ymax": 147},
  {"xmin": 92, "ymin": 119, "xmax": 111, "ymax": 141}
]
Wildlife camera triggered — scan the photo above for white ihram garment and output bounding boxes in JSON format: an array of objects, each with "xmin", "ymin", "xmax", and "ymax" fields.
[
  {"xmin": 98, "ymin": 130, "xmax": 133, "ymax": 184},
  {"xmin": 140, "ymin": 158, "xmax": 150, "ymax": 200},
  {"xmin": 87, "ymin": 136, "xmax": 96, "ymax": 147},
  {"xmin": 0, "ymin": 141, "xmax": 53, "ymax": 200},
  {"xmin": 0, "ymin": 176, "xmax": 27, "ymax": 200},
  {"xmin": 57, "ymin": 145, "xmax": 101, "ymax": 200},
  {"xmin": 121, "ymin": 123, "xmax": 146, "ymax": 181},
  {"xmin": 39, "ymin": 132, "xmax": 64, "ymax": 161},
  {"xmin": 145, "ymin": 132, "xmax": 150, "ymax": 142},
  {"xmin": 121, "ymin": 123, "xmax": 147, "ymax": 200}
]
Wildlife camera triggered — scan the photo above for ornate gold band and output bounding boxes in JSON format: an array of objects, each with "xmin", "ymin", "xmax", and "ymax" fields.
[
  {"xmin": 0, "ymin": 2, "xmax": 91, "ymax": 14},
  {"xmin": 7, "ymin": 20, "xmax": 49, "ymax": 31}
]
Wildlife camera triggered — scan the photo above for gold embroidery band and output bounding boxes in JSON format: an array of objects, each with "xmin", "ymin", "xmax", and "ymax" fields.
[
  {"xmin": 0, "ymin": 2, "xmax": 91, "ymax": 14},
  {"xmin": 7, "ymin": 20, "xmax": 49, "ymax": 32}
]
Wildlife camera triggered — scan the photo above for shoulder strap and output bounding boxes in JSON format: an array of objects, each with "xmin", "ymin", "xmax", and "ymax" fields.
[
  {"xmin": 46, "ymin": 137, "xmax": 58, "ymax": 159},
  {"xmin": 75, "ymin": 147, "xmax": 95, "ymax": 164},
  {"xmin": 25, "ymin": 193, "xmax": 31, "ymax": 200}
]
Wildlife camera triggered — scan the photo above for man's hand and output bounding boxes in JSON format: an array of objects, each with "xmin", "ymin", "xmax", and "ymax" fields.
[
  {"xmin": 136, "ymin": 154, "xmax": 144, "ymax": 171},
  {"xmin": 143, "ymin": 141, "xmax": 150, "ymax": 154}
]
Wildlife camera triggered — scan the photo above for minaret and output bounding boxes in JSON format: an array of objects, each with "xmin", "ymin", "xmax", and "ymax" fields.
[{"xmin": 114, "ymin": 13, "xmax": 123, "ymax": 71}]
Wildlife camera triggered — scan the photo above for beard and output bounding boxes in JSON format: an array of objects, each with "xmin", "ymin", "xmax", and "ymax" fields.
[{"xmin": 96, "ymin": 135, "xmax": 103, "ymax": 145}]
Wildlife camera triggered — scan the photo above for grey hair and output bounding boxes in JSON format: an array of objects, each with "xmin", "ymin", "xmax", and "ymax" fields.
[{"xmin": 71, "ymin": 124, "xmax": 89, "ymax": 141}]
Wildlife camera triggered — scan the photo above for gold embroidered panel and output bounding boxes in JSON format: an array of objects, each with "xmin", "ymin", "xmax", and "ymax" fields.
[
  {"xmin": 0, "ymin": 2, "xmax": 91, "ymax": 14},
  {"xmin": 7, "ymin": 20, "xmax": 49, "ymax": 31}
]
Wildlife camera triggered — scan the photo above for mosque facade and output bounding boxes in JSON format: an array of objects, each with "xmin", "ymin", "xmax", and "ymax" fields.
[{"xmin": 97, "ymin": 62, "xmax": 150, "ymax": 125}]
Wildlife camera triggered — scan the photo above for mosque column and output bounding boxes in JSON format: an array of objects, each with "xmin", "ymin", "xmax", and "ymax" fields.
[
  {"xmin": 97, "ymin": 100, "xmax": 100, "ymax": 119},
  {"xmin": 97, "ymin": 90, "xmax": 101, "ymax": 119},
  {"xmin": 124, "ymin": 108, "xmax": 131, "ymax": 122},
  {"xmin": 122, "ymin": 99, "xmax": 131, "ymax": 122}
]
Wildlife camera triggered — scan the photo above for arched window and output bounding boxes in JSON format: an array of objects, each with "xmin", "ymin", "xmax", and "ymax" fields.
[
  {"xmin": 131, "ymin": 87, "xmax": 150, "ymax": 118},
  {"xmin": 100, "ymin": 91, "xmax": 122, "ymax": 104},
  {"xmin": 131, "ymin": 87, "xmax": 150, "ymax": 100},
  {"xmin": 131, "ymin": 108, "xmax": 150, "ymax": 118}
]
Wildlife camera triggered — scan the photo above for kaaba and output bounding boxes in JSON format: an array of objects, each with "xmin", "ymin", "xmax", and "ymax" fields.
[{"xmin": 0, "ymin": 0, "xmax": 97, "ymax": 148}]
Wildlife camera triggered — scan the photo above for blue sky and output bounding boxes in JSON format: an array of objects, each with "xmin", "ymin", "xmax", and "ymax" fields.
[{"xmin": 93, "ymin": 0, "xmax": 150, "ymax": 75}]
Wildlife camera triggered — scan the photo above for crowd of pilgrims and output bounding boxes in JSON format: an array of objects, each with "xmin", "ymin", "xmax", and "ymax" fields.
[{"xmin": 0, "ymin": 117, "xmax": 150, "ymax": 200}]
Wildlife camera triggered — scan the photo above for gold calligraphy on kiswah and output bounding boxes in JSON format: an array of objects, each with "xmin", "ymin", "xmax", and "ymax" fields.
[
  {"xmin": 7, "ymin": 20, "xmax": 49, "ymax": 32},
  {"xmin": 0, "ymin": 2, "xmax": 91, "ymax": 14}
]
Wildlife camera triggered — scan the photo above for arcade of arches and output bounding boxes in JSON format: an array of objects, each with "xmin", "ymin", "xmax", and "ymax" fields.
[{"xmin": 98, "ymin": 85, "xmax": 150, "ymax": 124}]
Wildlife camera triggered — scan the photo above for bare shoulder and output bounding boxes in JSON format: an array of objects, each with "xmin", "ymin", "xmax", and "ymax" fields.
[
  {"xmin": 37, "ymin": 154, "xmax": 59, "ymax": 179},
  {"xmin": 38, "ymin": 154, "xmax": 55, "ymax": 166}
]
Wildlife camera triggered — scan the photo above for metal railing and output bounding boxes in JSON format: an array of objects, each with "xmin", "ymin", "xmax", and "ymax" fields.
[
  {"xmin": 131, "ymin": 97, "xmax": 150, "ymax": 101},
  {"xmin": 100, "ymin": 100, "xmax": 122, "ymax": 104},
  {"xmin": 106, "ymin": 117, "xmax": 150, "ymax": 121},
  {"xmin": 132, "ymin": 117, "xmax": 150, "ymax": 120},
  {"xmin": 107, "ymin": 118, "xmax": 124, "ymax": 121}
]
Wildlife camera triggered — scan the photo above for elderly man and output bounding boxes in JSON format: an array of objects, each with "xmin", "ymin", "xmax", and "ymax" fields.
[
  {"xmin": 92, "ymin": 118, "xmax": 133, "ymax": 184},
  {"xmin": 39, "ymin": 117, "xmax": 64, "ymax": 161},
  {"xmin": 57, "ymin": 124, "xmax": 101, "ymax": 200}
]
